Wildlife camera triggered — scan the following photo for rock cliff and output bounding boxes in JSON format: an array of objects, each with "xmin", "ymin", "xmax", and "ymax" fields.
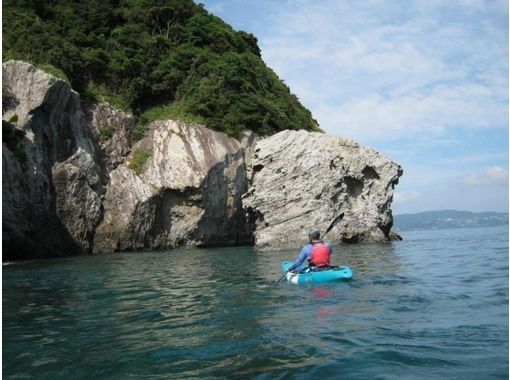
[
  {"xmin": 243, "ymin": 130, "xmax": 403, "ymax": 249},
  {"xmin": 93, "ymin": 120, "xmax": 252, "ymax": 252},
  {"xmin": 2, "ymin": 61, "xmax": 104, "ymax": 259},
  {"xmin": 2, "ymin": 61, "xmax": 252, "ymax": 258},
  {"xmin": 2, "ymin": 61, "xmax": 402, "ymax": 260}
]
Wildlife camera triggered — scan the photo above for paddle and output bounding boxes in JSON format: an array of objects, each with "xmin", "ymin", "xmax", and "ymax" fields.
[
  {"xmin": 274, "ymin": 272, "xmax": 288, "ymax": 283},
  {"xmin": 321, "ymin": 213, "xmax": 344, "ymax": 239},
  {"xmin": 274, "ymin": 213, "xmax": 345, "ymax": 283}
]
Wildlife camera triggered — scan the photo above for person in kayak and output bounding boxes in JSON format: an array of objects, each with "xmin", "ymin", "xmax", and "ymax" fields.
[{"xmin": 287, "ymin": 228, "xmax": 333, "ymax": 272}]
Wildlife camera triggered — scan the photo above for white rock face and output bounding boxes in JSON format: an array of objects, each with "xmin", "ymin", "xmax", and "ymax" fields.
[
  {"xmin": 93, "ymin": 120, "xmax": 252, "ymax": 252},
  {"xmin": 243, "ymin": 130, "xmax": 403, "ymax": 249},
  {"xmin": 2, "ymin": 60, "xmax": 403, "ymax": 260},
  {"xmin": 2, "ymin": 61, "xmax": 104, "ymax": 259}
]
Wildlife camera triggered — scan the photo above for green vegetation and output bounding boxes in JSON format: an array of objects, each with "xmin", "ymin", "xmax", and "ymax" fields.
[
  {"xmin": 37, "ymin": 63, "xmax": 70, "ymax": 82},
  {"xmin": 8, "ymin": 114, "xmax": 18, "ymax": 124},
  {"xmin": 128, "ymin": 148, "xmax": 151, "ymax": 175},
  {"xmin": 142, "ymin": 102, "xmax": 204, "ymax": 126},
  {"xmin": 83, "ymin": 83, "xmax": 133, "ymax": 114},
  {"xmin": 131, "ymin": 122, "xmax": 149, "ymax": 142},
  {"xmin": 99, "ymin": 124, "xmax": 115, "ymax": 141},
  {"xmin": 2, "ymin": 120, "xmax": 27, "ymax": 170},
  {"xmin": 3, "ymin": 0, "xmax": 319, "ymax": 137}
]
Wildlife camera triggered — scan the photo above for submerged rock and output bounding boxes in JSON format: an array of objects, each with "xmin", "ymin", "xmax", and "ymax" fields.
[{"xmin": 243, "ymin": 130, "xmax": 403, "ymax": 249}]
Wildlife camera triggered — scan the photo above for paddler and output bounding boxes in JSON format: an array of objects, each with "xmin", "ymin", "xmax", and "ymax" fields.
[{"xmin": 287, "ymin": 228, "xmax": 333, "ymax": 273}]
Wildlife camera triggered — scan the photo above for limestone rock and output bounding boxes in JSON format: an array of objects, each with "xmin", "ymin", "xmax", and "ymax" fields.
[
  {"xmin": 93, "ymin": 166, "xmax": 158, "ymax": 252},
  {"xmin": 85, "ymin": 102, "xmax": 135, "ymax": 171},
  {"xmin": 2, "ymin": 61, "xmax": 104, "ymax": 258},
  {"xmin": 240, "ymin": 131, "xmax": 259, "ymax": 182},
  {"xmin": 243, "ymin": 130, "xmax": 403, "ymax": 249},
  {"xmin": 2, "ymin": 60, "xmax": 403, "ymax": 260},
  {"xmin": 93, "ymin": 120, "xmax": 252, "ymax": 252},
  {"xmin": 52, "ymin": 149, "xmax": 104, "ymax": 252}
]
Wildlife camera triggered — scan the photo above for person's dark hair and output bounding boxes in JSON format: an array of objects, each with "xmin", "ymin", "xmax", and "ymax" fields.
[{"xmin": 308, "ymin": 228, "xmax": 320, "ymax": 240}]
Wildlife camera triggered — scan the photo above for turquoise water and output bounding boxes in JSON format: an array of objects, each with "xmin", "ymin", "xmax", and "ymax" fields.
[{"xmin": 3, "ymin": 226, "xmax": 508, "ymax": 379}]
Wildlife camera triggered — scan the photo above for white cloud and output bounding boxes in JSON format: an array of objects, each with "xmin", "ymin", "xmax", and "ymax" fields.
[
  {"xmin": 203, "ymin": 0, "xmax": 508, "ymax": 213},
  {"xmin": 487, "ymin": 166, "xmax": 509, "ymax": 183},
  {"xmin": 206, "ymin": 2, "xmax": 225, "ymax": 15},
  {"xmin": 464, "ymin": 166, "xmax": 509, "ymax": 186},
  {"xmin": 394, "ymin": 191, "xmax": 422, "ymax": 204},
  {"xmin": 259, "ymin": 0, "xmax": 508, "ymax": 143},
  {"xmin": 312, "ymin": 81, "xmax": 507, "ymax": 143},
  {"xmin": 438, "ymin": 152, "xmax": 509, "ymax": 166}
]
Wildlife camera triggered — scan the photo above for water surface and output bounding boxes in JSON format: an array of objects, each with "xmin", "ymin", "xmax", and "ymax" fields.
[{"xmin": 3, "ymin": 226, "xmax": 508, "ymax": 379}]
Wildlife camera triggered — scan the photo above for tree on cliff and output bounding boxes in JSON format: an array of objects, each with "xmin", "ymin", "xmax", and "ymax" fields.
[{"xmin": 2, "ymin": 0, "xmax": 320, "ymax": 137}]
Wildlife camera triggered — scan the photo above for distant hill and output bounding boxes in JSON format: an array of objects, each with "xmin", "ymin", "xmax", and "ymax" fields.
[{"xmin": 394, "ymin": 210, "xmax": 509, "ymax": 231}]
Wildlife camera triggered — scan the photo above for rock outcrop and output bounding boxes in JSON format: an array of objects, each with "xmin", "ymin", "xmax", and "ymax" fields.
[
  {"xmin": 2, "ymin": 61, "xmax": 403, "ymax": 260},
  {"xmin": 2, "ymin": 61, "xmax": 104, "ymax": 259},
  {"xmin": 85, "ymin": 102, "xmax": 135, "ymax": 172},
  {"xmin": 243, "ymin": 130, "xmax": 403, "ymax": 249},
  {"xmin": 2, "ymin": 61, "xmax": 253, "ymax": 259},
  {"xmin": 93, "ymin": 120, "xmax": 252, "ymax": 252}
]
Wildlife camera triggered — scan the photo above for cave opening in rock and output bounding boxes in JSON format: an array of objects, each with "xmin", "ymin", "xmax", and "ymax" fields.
[
  {"xmin": 362, "ymin": 166, "xmax": 380, "ymax": 180},
  {"xmin": 252, "ymin": 164, "xmax": 264, "ymax": 173},
  {"xmin": 344, "ymin": 176, "xmax": 363, "ymax": 197}
]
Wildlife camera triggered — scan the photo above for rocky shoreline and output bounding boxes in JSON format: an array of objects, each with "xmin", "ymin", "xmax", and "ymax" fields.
[{"xmin": 2, "ymin": 61, "xmax": 403, "ymax": 260}]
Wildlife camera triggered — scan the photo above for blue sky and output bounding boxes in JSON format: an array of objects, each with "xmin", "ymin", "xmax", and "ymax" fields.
[{"xmin": 201, "ymin": 0, "xmax": 509, "ymax": 214}]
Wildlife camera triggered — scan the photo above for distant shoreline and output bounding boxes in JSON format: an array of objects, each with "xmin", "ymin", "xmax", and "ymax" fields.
[{"xmin": 394, "ymin": 210, "xmax": 508, "ymax": 231}]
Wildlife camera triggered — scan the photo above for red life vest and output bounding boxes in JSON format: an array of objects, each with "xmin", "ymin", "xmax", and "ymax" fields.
[{"xmin": 309, "ymin": 241, "xmax": 331, "ymax": 268}]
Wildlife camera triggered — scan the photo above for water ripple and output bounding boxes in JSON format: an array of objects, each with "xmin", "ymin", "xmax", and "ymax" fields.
[{"xmin": 3, "ymin": 226, "xmax": 508, "ymax": 379}]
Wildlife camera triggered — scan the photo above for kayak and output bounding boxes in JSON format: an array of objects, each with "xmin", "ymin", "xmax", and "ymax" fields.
[{"xmin": 281, "ymin": 261, "xmax": 353, "ymax": 284}]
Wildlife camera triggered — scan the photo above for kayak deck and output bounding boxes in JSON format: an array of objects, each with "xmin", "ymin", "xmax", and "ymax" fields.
[{"xmin": 281, "ymin": 261, "xmax": 353, "ymax": 284}]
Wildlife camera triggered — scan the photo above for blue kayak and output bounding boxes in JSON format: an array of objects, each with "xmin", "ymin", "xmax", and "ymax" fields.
[{"xmin": 281, "ymin": 261, "xmax": 353, "ymax": 284}]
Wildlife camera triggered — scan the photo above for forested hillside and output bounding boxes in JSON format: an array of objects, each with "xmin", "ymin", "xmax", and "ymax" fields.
[{"xmin": 3, "ymin": 0, "xmax": 319, "ymax": 137}]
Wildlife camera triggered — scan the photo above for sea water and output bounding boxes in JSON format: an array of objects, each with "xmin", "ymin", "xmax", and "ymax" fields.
[{"xmin": 3, "ymin": 226, "xmax": 508, "ymax": 379}]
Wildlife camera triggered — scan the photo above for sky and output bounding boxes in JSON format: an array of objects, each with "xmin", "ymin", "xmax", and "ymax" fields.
[{"xmin": 201, "ymin": 0, "xmax": 509, "ymax": 214}]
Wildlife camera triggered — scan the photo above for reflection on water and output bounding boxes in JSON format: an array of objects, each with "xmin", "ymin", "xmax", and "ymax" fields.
[{"xmin": 3, "ymin": 226, "xmax": 508, "ymax": 379}]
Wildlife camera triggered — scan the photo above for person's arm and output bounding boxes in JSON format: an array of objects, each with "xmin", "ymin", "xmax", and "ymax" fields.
[{"xmin": 288, "ymin": 245, "xmax": 311, "ymax": 271}]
